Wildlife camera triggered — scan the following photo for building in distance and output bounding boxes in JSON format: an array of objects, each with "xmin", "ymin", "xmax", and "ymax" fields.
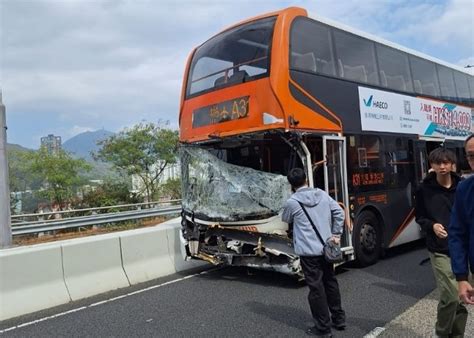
[{"xmin": 40, "ymin": 134, "xmax": 62, "ymax": 155}]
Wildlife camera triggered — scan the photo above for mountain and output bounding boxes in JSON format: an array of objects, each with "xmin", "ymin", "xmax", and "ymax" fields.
[
  {"xmin": 63, "ymin": 129, "xmax": 117, "ymax": 180},
  {"xmin": 63, "ymin": 129, "xmax": 114, "ymax": 161},
  {"xmin": 6, "ymin": 143, "xmax": 33, "ymax": 153}
]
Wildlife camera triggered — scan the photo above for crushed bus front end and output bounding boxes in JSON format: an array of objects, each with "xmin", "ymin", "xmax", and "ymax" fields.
[{"xmin": 179, "ymin": 137, "xmax": 303, "ymax": 277}]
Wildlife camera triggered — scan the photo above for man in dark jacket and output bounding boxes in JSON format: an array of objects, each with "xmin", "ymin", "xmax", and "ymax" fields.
[
  {"xmin": 449, "ymin": 133, "xmax": 474, "ymax": 305},
  {"xmin": 415, "ymin": 147, "xmax": 467, "ymax": 337}
]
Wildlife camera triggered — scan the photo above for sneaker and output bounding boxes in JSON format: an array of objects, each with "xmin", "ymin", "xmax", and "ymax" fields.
[
  {"xmin": 305, "ymin": 326, "xmax": 333, "ymax": 337},
  {"xmin": 332, "ymin": 322, "xmax": 346, "ymax": 331}
]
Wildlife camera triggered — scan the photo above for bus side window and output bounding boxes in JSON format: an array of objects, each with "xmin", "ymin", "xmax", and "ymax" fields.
[
  {"xmin": 290, "ymin": 18, "xmax": 337, "ymax": 77},
  {"xmin": 358, "ymin": 148, "xmax": 367, "ymax": 167},
  {"xmin": 357, "ymin": 135, "xmax": 384, "ymax": 169},
  {"xmin": 333, "ymin": 29, "xmax": 379, "ymax": 86},
  {"xmin": 294, "ymin": 53, "xmax": 317, "ymax": 72}
]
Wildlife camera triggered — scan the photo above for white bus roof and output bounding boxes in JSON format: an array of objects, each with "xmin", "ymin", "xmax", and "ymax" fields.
[{"xmin": 308, "ymin": 11, "xmax": 473, "ymax": 76}]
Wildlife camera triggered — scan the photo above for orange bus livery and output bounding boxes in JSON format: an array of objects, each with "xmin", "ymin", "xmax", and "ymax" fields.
[{"xmin": 178, "ymin": 7, "xmax": 473, "ymax": 275}]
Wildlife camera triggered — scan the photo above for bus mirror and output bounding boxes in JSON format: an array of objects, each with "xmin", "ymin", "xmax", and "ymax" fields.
[{"xmin": 288, "ymin": 116, "xmax": 299, "ymax": 127}]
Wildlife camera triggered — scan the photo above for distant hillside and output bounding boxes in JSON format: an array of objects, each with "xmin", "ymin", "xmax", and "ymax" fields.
[
  {"xmin": 63, "ymin": 129, "xmax": 114, "ymax": 161},
  {"xmin": 63, "ymin": 129, "xmax": 118, "ymax": 180},
  {"xmin": 6, "ymin": 143, "xmax": 33, "ymax": 153}
]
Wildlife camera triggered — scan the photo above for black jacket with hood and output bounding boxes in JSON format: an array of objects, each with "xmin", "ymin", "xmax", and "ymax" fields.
[{"xmin": 415, "ymin": 171, "xmax": 461, "ymax": 255}]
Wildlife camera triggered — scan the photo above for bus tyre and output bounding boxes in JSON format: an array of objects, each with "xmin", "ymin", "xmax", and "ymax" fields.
[{"xmin": 354, "ymin": 211, "xmax": 382, "ymax": 267}]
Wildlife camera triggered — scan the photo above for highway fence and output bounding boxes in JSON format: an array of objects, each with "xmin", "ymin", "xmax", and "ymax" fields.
[{"xmin": 10, "ymin": 200, "xmax": 182, "ymax": 236}]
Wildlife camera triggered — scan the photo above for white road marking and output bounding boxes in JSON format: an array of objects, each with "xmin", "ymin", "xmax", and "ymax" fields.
[
  {"xmin": 364, "ymin": 326, "xmax": 386, "ymax": 337},
  {"xmin": 0, "ymin": 269, "xmax": 214, "ymax": 334}
]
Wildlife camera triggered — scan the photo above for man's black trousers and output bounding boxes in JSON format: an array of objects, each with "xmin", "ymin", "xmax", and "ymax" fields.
[{"xmin": 300, "ymin": 255, "xmax": 345, "ymax": 333}]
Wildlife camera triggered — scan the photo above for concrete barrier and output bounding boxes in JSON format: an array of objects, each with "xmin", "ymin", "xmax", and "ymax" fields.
[
  {"xmin": 164, "ymin": 219, "xmax": 208, "ymax": 272},
  {"xmin": 120, "ymin": 226, "xmax": 175, "ymax": 285},
  {"xmin": 61, "ymin": 234, "xmax": 130, "ymax": 301},
  {"xmin": 1, "ymin": 217, "xmax": 209, "ymax": 321},
  {"xmin": 0, "ymin": 243, "xmax": 71, "ymax": 321}
]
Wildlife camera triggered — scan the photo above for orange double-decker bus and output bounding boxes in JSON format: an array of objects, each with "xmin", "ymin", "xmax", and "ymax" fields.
[{"xmin": 178, "ymin": 7, "xmax": 473, "ymax": 275}]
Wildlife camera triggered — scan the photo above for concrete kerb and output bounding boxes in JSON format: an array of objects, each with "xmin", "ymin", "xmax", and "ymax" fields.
[
  {"xmin": 0, "ymin": 243, "xmax": 71, "ymax": 321},
  {"xmin": 119, "ymin": 226, "xmax": 176, "ymax": 285},
  {"xmin": 61, "ymin": 235, "xmax": 130, "ymax": 301}
]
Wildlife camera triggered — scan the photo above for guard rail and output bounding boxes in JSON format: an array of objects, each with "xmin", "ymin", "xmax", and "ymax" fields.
[{"xmin": 12, "ymin": 204, "xmax": 182, "ymax": 236}]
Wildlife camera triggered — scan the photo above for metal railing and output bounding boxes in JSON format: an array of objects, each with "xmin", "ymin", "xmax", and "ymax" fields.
[
  {"xmin": 11, "ymin": 200, "xmax": 181, "ymax": 223},
  {"xmin": 11, "ymin": 201, "xmax": 182, "ymax": 236}
]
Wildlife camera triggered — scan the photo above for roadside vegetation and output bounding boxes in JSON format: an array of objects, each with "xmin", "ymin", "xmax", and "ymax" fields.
[{"xmin": 7, "ymin": 121, "xmax": 181, "ymax": 244}]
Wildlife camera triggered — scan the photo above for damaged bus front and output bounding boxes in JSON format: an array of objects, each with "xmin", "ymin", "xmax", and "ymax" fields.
[
  {"xmin": 179, "ymin": 132, "xmax": 353, "ymax": 276},
  {"xmin": 180, "ymin": 132, "xmax": 311, "ymax": 276}
]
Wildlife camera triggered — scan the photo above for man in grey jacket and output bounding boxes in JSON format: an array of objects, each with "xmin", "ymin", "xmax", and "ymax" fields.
[{"xmin": 282, "ymin": 168, "xmax": 345, "ymax": 337}]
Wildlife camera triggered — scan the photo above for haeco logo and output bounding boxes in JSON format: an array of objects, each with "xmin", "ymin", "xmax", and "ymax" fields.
[{"xmin": 363, "ymin": 95, "xmax": 388, "ymax": 109}]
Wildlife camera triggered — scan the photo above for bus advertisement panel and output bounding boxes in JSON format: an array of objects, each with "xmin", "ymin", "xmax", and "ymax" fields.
[{"xmin": 359, "ymin": 86, "xmax": 473, "ymax": 140}]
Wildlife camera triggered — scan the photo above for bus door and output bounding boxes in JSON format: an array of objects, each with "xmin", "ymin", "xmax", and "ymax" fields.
[
  {"xmin": 410, "ymin": 140, "xmax": 428, "ymax": 186},
  {"xmin": 410, "ymin": 138, "xmax": 443, "ymax": 185},
  {"xmin": 322, "ymin": 136, "xmax": 353, "ymax": 251}
]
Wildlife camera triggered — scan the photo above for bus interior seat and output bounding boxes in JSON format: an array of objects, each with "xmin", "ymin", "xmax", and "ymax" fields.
[
  {"xmin": 343, "ymin": 64, "xmax": 367, "ymax": 83},
  {"xmin": 295, "ymin": 53, "xmax": 317, "ymax": 72},
  {"xmin": 337, "ymin": 59, "xmax": 344, "ymax": 77},
  {"xmin": 214, "ymin": 70, "xmax": 248, "ymax": 87},
  {"xmin": 422, "ymin": 83, "xmax": 437, "ymax": 96},
  {"xmin": 386, "ymin": 75, "xmax": 406, "ymax": 91},
  {"xmin": 379, "ymin": 71, "xmax": 388, "ymax": 87},
  {"xmin": 316, "ymin": 58, "xmax": 327, "ymax": 70},
  {"xmin": 214, "ymin": 75, "xmax": 228, "ymax": 86},
  {"xmin": 367, "ymin": 72, "xmax": 379, "ymax": 85},
  {"xmin": 229, "ymin": 70, "xmax": 249, "ymax": 83},
  {"xmin": 413, "ymin": 80, "xmax": 422, "ymax": 93},
  {"xmin": 439, "ymin": 85, "xmax": 452, "ymax": 98},
  {"xmin": 318, "ymin": 59, "xmax": 335, "ymax": 75}
]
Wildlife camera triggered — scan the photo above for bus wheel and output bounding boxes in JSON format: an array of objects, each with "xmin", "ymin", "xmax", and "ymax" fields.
[{"xmin": 354, "ymin": 211, "xmax": 382, "ymax": 267}]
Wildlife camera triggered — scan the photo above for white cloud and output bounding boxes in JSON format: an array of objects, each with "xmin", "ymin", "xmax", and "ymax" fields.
[
  {"xmin": 312, "ymin": 0, "xmax": 473, "ymax": 60},
  {"xmin": 1, "ymin": 0, "xmax": 472, "ymax": 148},
  {"xmin": 392, "ymin": 0, "xmax": 473, "ymax": 47}
]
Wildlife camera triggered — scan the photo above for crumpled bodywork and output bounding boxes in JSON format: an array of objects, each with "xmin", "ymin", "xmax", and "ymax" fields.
[
  {"xmin": 180, "ymin": 146, "xmax": 291, "ymax": 221},
  {"xmin": 179, "ymin": 145, "xmax": 302, "ymax": 276}
]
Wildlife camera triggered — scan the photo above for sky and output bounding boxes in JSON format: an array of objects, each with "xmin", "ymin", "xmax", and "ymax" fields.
[{"xmin": 1, "ymin": 0, "xmax": 473, "ymax": 148}]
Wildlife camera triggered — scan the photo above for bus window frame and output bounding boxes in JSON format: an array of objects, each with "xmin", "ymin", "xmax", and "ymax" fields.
[
  {"xmin": 287, "ymin": 16, "xmax": 473, "ymax": 106},
  {"xmin": 185, "ymin": 16, "xmax": 277, "ymax": 99}
]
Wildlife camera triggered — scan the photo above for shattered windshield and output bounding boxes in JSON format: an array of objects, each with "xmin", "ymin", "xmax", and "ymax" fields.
[{"xmin": 180, "ymin": 146, "xmax": 291, "ymax": 221}]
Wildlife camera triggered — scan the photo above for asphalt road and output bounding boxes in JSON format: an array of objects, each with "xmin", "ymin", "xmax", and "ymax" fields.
[{"xmin": 1, "ymin": 241, "xmax": 435, "ymax": 337}]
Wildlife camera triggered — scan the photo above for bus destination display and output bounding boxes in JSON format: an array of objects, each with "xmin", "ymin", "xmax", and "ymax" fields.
[{"xmin": 192, "ymin": 96, "xmax": 249, "ymax": 128}]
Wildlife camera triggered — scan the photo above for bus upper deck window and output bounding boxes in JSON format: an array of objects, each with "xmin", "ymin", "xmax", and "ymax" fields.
[
  {"xmin": 290, "ymin": 18, "xmax": 336, "ymax": 77},
  {"xmin": 333, "ymin": 29, "xmax": 379, "ymax": 86}
]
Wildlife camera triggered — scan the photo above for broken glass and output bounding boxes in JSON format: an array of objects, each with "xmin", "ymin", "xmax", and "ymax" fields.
[{"xmin": 180, "ymin": 146, "xmax": 291, "ymax": 221}]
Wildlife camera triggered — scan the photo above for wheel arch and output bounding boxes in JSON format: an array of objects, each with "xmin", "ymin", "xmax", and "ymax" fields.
[{"xmin": 354, "ymin": 204, "xmax": 386, "ymax": 248}]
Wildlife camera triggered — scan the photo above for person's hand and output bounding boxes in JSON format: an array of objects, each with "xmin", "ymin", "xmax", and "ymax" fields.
[
  {"xmin": 433, "ymin": 223, "xmax": 447, "ymax": 239},
  {"xmin": 331, "ymin": 236, "xmax": 341, "ymax": 245},
  {"xmin": 458, "ymin": 281, "xmax": 474, "ymax": 304}
]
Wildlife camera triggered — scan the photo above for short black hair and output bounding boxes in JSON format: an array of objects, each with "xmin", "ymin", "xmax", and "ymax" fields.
[
  {"xmin": 465, "ymin": 133, "xmax": 474, "ymax": 148},
  {"xmin": 287, "ymin": 168, "xmax": 306, "ymax": 188},
  {"xmin": 428, "ymin": 147, "xmax": 456, "ymax": 165}
]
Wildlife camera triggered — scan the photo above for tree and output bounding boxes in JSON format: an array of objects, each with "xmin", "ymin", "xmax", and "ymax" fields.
[
  {"xmin": 79, "ymin": 180, "xmax": 143, "ymax": 209},
  {"xmin": 159, "ymin": 177, "xmax": 182, "ymax": 200},
  {"xmin": 28, "ymin": 147, "xmax": 91, "ymax": 209},
  {"xmin": 96, "ymin": 122, "xmax": 179, "ymax": 202},
  {"xmin": 8, "ymin": 148, "xmax": 44, "ymax": 213},
  {"xmin": 7, "ymin": 149, "xmax": 41, "ymax": 192}
]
